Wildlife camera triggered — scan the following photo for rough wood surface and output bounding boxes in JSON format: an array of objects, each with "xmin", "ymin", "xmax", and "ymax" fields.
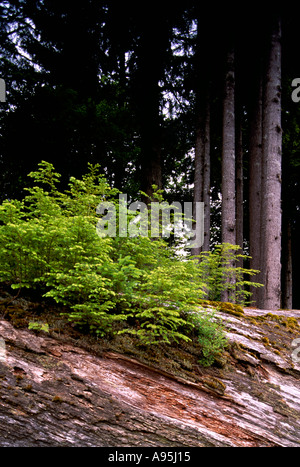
[{"xmin": 0, "ymin": 305, "xmax": 300, "ymax": 447}]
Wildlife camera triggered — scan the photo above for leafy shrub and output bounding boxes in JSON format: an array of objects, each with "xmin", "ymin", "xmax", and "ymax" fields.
[
  {"xmin": 0, "ymin": 162, "xmax": 201, "ymax": 342},
  {"xmin": 0, "ymin": 161, "xmax": 261, "ymax": 359},
  {"xmin": 195, "ymin": 243, "xmax": 263, "ymax": 305},
  {"xmin": 121, "ymin": 261, "xmax": 201, "ymax": 344},
  {"xmin": 190, "ymin": 310, "xmax": 228, "ymax": 367}
]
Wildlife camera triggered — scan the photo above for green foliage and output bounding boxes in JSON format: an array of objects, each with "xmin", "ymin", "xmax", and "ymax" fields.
[
  {"xmin": 0, "ymin": 162, "xmax": 200, "ymax": 343},
  {"xmin": 28, "ymin": 321, "xmax": 49, "ymax": 333},
  {"xmin": 195, "ymin": 243, "xmax": 263, "ymax": 305},
  {"xmin": 121, "ymin": 261, "xmax": 201, "ymax": 345},
  {"xmin": 191, "ymin": 310, "xmax": 227, "ymax": 367},
  {"xmin": 0, "ymin": 162, "xmax": 261, "ymax": 363}
]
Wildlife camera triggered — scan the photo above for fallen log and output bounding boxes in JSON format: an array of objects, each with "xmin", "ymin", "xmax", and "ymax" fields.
[{"xmin": 0, "ymin": 303, "xmax": 300, "ymax": 447}]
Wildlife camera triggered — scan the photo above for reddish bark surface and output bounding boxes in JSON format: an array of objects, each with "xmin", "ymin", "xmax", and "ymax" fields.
[{"xmin": 1, "ymin": 306, "xmax": 300, "ymax": 447}]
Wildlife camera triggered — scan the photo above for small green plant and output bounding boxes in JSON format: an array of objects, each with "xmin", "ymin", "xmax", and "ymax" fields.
[
  {"xmin": 28, "ymin": 321, "xmax": 49, "ymax": 333},
  {"xmin": 191, "ymin": 310, "xmax": 228, "ymax": 367},
  {"xmin": 119, "ymin": 261, "xmax": 201, "ymax": 345},
  {"xmin": 195, "ymin": 243, "xmax": 263, "ymax": 305}
]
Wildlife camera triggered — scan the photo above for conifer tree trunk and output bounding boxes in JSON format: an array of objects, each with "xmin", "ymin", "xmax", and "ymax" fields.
[
  {"xmin": 249, "ymin": 77, "xmax": 263, "ymax": 307},
  {"xmin": 281, "ymin": 112, "xmax": 293, "ymax": 310},
  {"xmin": 192, "ymin": 16, "xmax": 211, "ymax": 256},
  {"xmin": 234, "ymin": 52, "xmax": 245, "ymax": 260},
  {"xmin": 192, "ymin": 94, "xmax": 211, "ymax": 257},
  {"xmin": 203, "ymin": 96, "xmax": 211, "ymax": 253},
  {"xmin": 235, "ymin": 95, "xmax": 243, "ymax": 257},
  {"xmin": 235, "ymin": 95, "xmax": 244, "ymax": 301},
  {"xmin": 221, "ymin": 47, "xmax": 236, "ymax": 302},
  {"xmin": 281, "ymin": 219, "xmax": 293, "ymax": 309},
  {"xmin": 192, "ymin": 101, "xmax": 205, "ymax": 258},
  {"xmin": 221, "ymin": 48, "xmax": 236, "ymax": 246},
  {"xmin": 260, "ymin": 16, "xmax": 282, "ymax": 310}
]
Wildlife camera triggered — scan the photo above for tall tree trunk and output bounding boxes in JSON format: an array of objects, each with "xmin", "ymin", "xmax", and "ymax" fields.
[
  {"xmin": 221, "ymin": 47, "xmax": 236, "ymax": 302},
  {"xmin": 235, "ymin": 90, "xmax": 244, "ymax": 302},
  {"xmin": 192, "ymin": 93, "xmax": 211, "ymax": 256},
  {"xmin": 235, "ymin": 91, "xmax": 243, "ymax": 256},
  {"xmin": 281, "ymin": 107, "xmax": 293, "ymax": 310},
  {"xmin": 192, "ymin": 101, "xmax": 205, "ymax": 258},
  {"xmin": 234, "ymin": 47, "xmax": 245, "ymax": 259},
  {"xmin": 192, "ymin": 16, "xmax": 211, "ymax": 256},
  {"xmin": 281, "ymin": 219, "xmax": 293, "ymax": 309},
  {"xmin": 249, "ymin": 77, "xmax": 263, "ymax": 306},
  {"xmin": 221, "ymin": 48, "xmax": 236, "ymax": 246},
  {"xmin": 203, "ymin": 96, "xmax": 211, "ymax": 253},
  {"xmin": 260, "ymin": 16, "xmax": 282, "ymax": 310}
]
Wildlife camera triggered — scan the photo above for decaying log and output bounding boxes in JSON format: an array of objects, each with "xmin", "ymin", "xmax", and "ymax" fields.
[{"xmin": 0, "ymin": 305, "xmax": 300, "ymax": 447}]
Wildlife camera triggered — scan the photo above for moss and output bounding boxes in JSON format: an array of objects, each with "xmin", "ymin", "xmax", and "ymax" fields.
[
  {"xmin": 284, "ymin": 317, "xmax": 300, "ymax": 330},
  {"xmin": 36, "ymin": 354, "xmax": 58, "ymax": 370},
  {"xmin": 181, "ymin": 359, "xmax": 193, "ymax": 371},
  {"xmin": 272, "ymin": 398, "xmax": 299, "ymax": 418},
  {"xmin": 265, "ymin": 314, "xmax": 300, "ymax": 331},
  {"xmin": 15, "ymin": 374, "xmax": 24, "ymax": 382},
  {"xmin": 245, "ymin": 366, "xmax": 256, "ymax": 377},
  {"xmin": 213, "ymin": 353, "xmax": 228, "ymax": 369},
  {"xmin": 52, "ymin": 395, "xmax": 63, "ymax": 403},
  {"xmin": 198, "ymin": 300, "xmax": 244, "ymax": 317},
  {"xmin": 247, "ymin": 317, "xmax": 258, "ymax": 325},
  {"xmin": 23, "ymin": 384, "xmax": 33, "ymax": 392},
  {"xmin": 201, "ymin": 376, "xmax": 226, "ymax": 395},
  {"xmin": 1, "ymin": 305, "xmax": 29, "ymax": 328}
]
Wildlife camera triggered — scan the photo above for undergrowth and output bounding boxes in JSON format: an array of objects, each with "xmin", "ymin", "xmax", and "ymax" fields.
[{"xmin": 0, "ymin": 161, "xmax": 262, "ymax": 366}]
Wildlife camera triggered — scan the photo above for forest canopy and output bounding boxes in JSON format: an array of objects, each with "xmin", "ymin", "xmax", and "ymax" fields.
[{"xmin": 0, "ymin": 2, "xmax": 300, "ymax": 309}]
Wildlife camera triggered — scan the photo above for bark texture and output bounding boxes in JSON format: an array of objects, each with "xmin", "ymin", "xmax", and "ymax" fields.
[
  {"xmin": 221, "ymin": 48, "xmax": 236, "ymax": 247},
  {"xmin": 281, "ymin": 219, "xmax": 293, "ymax": 309},
  {"xmin": 249, "ymin": 77, "xmax": 263, "ymax": 305},
  {"xmin": 202, "ymin": 99, "xmax": 211, "ymax": 253},
  {"xmin": 1, "ymin": 304, "xmax": 300, "ymax": 447},
  {"xmin": 260, "ymin": 16, "xmax": 282, "ymax": 310},
  {"xmin": 192, "ymin": 15, "xmax": 211, "ymax": 256},
  {"xmin": 221, "ymin": 48, "xmax": 236, "ymax": 302},
  {"xmin": 192, "ymin": 94, "xmax": 210, "ymax": 256},
  {"xmin": 235, "ymin": 110, "xmax": 243, "ymax": 256}
]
